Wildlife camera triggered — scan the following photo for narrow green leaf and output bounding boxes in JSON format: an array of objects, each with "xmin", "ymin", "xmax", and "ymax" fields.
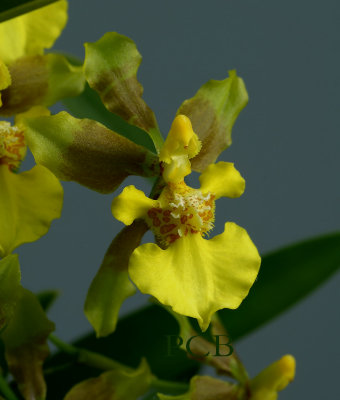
[
  {"xmin": 63, "ymin": 83, "xmax": 157, "ymax": 153},
  {"xmin": 0, "ymin": 255, "xmax": 21, "ymax": 332},
  {"xmin": 2, "ymin": 288, "xmax": 55, "ymax": 400},
  {"xmin": 23, "ymin": 112, "xmax": 160, "ymax": 194},
  {"xmin": 0, "ymin": 0, "xmax": 58, "ymax": 23},
  {"xmin": 177, "ymin": 70, "xmax": 248, "ymax": 171},
  {"xmin": 219, "ymin": 232, "xmax": 340, "ymax": 340},
  {"xmin": 85, "ymin": 220, "xmax": 148, "ymax": 338},
  {"xmin": 84, "ymin": 32, "xmax": 164, "ymax": 152}
]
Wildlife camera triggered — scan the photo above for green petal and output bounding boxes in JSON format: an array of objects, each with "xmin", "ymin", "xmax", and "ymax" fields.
[
  {"xmin": 84, "ymin": 32, "xmax": 163, "ymax": 152},
  {"xmin": 129, "ymin": 223, "xmax": 261, "ymax": 331},
  {"xmin": 177, "ymin": 70, "xmax": 248, "ymax": 171},
  {"xmin": 64, "ymin": 359, "xmax": 152, "ymax": 400},
  {"xmin": 0, "ymin": 164, "xmax": 63, "ymax": 257},
  {"xmin": 85, "ymin": 220, "xmax": 148, "ymax": 337},
  {"xmin": 0, "ymin": 0, "xmax": 67, "ymax": 64},
  {"xmin": 0, "ymin": 254, "xmax": 22, "ymax": 332},
  {"xmin": 23, "ymin": 111, "xmax": 160, "ymax": 193},
  {"xmin": 1, "ymin": 287, "xmax": 55, "ymax": 400},
  {"xmin": 0, "ymin": 54, "xmax": 85, "ymax": 116}
]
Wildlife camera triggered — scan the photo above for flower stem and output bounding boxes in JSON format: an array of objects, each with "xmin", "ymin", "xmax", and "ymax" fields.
[
  {"xmin": 49, "ymin": 334, "xmax": 189, "ymax": 395},
  {"xmin": 150, "ymin": 377, "xmax": 188, "ymax": 393},
  {"xmin": 0, "ymin": 374, "xmax": 19, "ymax": 400},
  {"xmin": 48, "ymin": 334, "xmax": 130, "ymax": 372}
]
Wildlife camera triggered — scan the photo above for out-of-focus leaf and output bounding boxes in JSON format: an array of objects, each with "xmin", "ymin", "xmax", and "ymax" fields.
[
  {"xmin": 219, "ymin": 232, "xmax": 340, "ymax": 340},
  {"xmin": 84, "ymin": 32, "xmax": 163, "ymax": 152},
  {"xmin": 1, "ymin": 288, "xmax": 55, "ymax": 400},
  {"xmin": 85, "ymin": 220, "xmax": 148, "ymax": 338},
  {"xmin": 0, "ymin": 1, "xmax": 60, "ymax": 28},
  {"xmin": 37, "ymin": 290, "xmax": 59, "ymax": 312},
  {"xmin": 63, "ymin": 83, "xmax": 157, "ymax": 153},
  {"xmin": 44, "ymin": 305, "xmax": 199, "ymax": 400},
  {"xmin": 64, "ymin": 359, "xmax": 152, "ymax": 400},
  {"xmin": 0, "ymin": 54, "xmax": 84, "ymax": 117},
  {"xmin": 23, "ymin": 112, "xmax": 160, "ymax": 194},
  {"xmin": 0, "ymin": 255, "xmax": 21, "ymax": 332},
  {"xmin": 177, "ymin": 70, "xmax": 248, "ymax": 171}
]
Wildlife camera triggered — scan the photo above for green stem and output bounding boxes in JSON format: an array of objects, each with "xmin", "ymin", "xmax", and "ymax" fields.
[
  {"xmin": 0, "ymin": 0, "xmax": 58, "ymax": 23},
  {"xmin": 49, "ymin": 334, "xmax": 130, "ymax": 372},
  {"xmin": 0, "ymin": 374, "xmax": 19, "ymax": 400},
  {"xmin": 150, "ymin": 377, "xmax": 188, "ymax": 393},
  {"xmin": 49, "ymin": 335, "xmax": 189, "ymax": 395}
]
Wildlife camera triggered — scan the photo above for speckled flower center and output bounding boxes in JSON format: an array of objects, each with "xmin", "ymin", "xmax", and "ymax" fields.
[
  {"xmin": 0, "ymin": 122, "xmax": 26, "ymax": 172},
  {"xmin": 146, "ymin": 182, "xmax": 215, "ymax": 246}
]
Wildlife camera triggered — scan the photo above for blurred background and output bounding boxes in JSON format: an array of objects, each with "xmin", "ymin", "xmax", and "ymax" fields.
[{"xmin": 17, "ymin": 0, "xmax": 339, "ymax": 398}]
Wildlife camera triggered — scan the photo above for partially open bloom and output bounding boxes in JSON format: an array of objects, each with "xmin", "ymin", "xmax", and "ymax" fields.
[
  {"xmin": 250, "ymin": 355, "xmax": 296, "ymax": 400},
  {"xmin": 0, "ymin": 119, "xmax": 63, "ymax": 257},
  {"xmin": 112, "ymin": 115, "xmax": 261, "ymax": 331}
]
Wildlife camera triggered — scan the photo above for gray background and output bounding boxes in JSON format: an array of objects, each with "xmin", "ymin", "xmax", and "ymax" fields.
[{"xmin": 17, "ymin": 0, "xmax": 339, "ymax": 398}]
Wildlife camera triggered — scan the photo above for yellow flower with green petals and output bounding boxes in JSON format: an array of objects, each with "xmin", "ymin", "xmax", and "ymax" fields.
[
  {"xmin": 112, "ymin": 114, "xmax": 261, "ymax": 331},
  {"xmin": 0, "ymin": 0, "xmax": 84, "ymax": 116},
  {"xmin": 0, "ymin": 120, "xmax": 63, "ymax": 258}
]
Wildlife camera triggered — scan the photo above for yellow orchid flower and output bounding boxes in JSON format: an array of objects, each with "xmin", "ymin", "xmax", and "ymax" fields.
[
  {"xmin": 112, "ymin": 114, "xmax": 261, "ymax": 331},
  {"xmin": 0, "ymin": 0, "xmax": 84, "ymax": 116},
  {"xmin": 250, "ymin": 355, "xmax": 296, "ymax": 400},
  {"xmin": 0, "ymin": 119, "xmax": 63, "ymax": 257}
]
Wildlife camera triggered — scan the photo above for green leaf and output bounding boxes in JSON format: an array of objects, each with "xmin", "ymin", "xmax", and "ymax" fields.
[
  {"xmin": 0, "ymin": 255, "xmax": 21, "ymax": 332},
  {"xmin": 0, "ymin": 0, "xmax": 58, "ymax": 23},
  {"xmin": 85, "ymin": 220, "xmax": 148, "ymax": 338},
  {"xmin": 0, "ymin": 54, "xmax": 85, "ymax": 116},
  {"xmin": 2, "ymin": 288, "xmax": 55, "ymax": 400},
  {"xmin": 23, "ymin": 112, "xmax": 160, "ymax": 194},
  {"xmin": 219, "ymin": 232, "xmax": 340, "ymax": 340},
  {"xmin": 64, "ymin": 359, "xmax": 152, "ymax": 400},
  {"xmin": 177, "ymin": 70, "xmax": 248, "ymax": 171},
  {"xmin": 44, "ymin": 305, "xmax": 199, "ymax": 400},
  {"xmin": 84, "ymin": 32, "xmax": 164, "ymax": 152},
  {"xmin": 63, "ymin": 83, "xmax": 158, "ymax": 153}
]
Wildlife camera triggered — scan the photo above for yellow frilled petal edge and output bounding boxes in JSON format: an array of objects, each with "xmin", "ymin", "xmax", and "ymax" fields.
[
  {"xmin": 199, "ymin": 161, "xmax": 245, "ymax": 200},
  {"xmin": 0, "ymin": 0, "xmax": 68, "ymax": 64},
  {"xmin": 111, "ymin": 185, "xmax": 158, "ymax": 226},
  {"xmin": 129, "ymin": 222, "xmax": 261, "ymax": 331},
  {"xmin": 0, "ymin": 164, "xmax": 63, "ymax": 257}
]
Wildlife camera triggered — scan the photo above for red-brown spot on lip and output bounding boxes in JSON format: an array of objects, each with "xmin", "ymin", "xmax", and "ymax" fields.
[
  {"xmin": 148, "ymin": 208, "xmax": 162, "ymax": 218},
  {"xmin": 160, "ymin": 224, "xmax": 176, "ymax": 234},
  {"xmin": 163, "ymin": 217, "xmax": 171, "ymax": 223},
  {"xmin": 163, "ymin": 210, "xmax": 171, "ymax": 216},
  {"xmin": 167, "ymin": 233, "xmax": 180, "ymax": 243},
  {"xmin": 181, "ymin": 215, "xmax": 188, "ymax": 224},
  {"xmin": 153, "ymin": 217, "xmax": 161, "ymax": 227},
  {"xmin": 188, "ymin": 214, "xmax": 193, "ymax": 219}
]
